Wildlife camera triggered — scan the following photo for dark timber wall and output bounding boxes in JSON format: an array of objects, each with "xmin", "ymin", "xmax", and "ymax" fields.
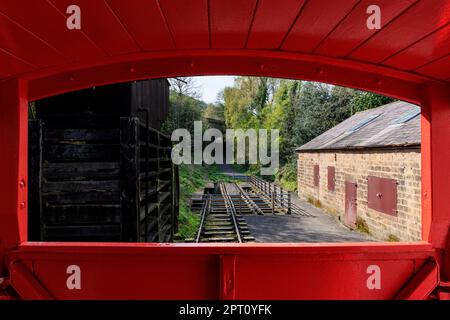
[{"xmin": 28, "ymin": 79, "xmax": 178, "ymax": 242}]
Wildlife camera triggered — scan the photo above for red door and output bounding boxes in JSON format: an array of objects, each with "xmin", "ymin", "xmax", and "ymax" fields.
[{"xmin": 344, "ymin": 182, "xmax": 357, "ymax": 229}]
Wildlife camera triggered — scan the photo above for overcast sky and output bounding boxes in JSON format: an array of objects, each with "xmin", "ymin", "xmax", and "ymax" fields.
[{"xmin": 192, "ymin": 76, "xmax": 236, "ymax": 104}]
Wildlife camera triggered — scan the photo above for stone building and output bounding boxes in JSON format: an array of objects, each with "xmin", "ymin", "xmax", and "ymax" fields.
[{"xmin": 296, "ymin": 101, "xmax": 421, "ymax": 241}]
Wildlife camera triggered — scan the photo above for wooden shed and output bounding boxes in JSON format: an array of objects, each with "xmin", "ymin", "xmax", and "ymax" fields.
[{"xmin": 28, "ymin": 79, "xmax": 179, "ymax": 243}]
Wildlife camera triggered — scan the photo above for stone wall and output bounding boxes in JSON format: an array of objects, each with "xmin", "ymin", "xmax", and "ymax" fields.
[{"xmin": 297, "ymin": 148, "xmax": 421, "ymax": 241}]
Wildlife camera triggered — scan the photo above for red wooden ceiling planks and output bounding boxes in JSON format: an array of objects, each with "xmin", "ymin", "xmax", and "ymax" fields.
[
  {"xmin": 158, "ymin": 0, "xmax": 209, "ymax": 49},
  {"xmin": 0, "ymin": 48, "xmax": 34, "ymax": 76},
  {"xmin": 106, "ymin": 0, "xmax": 174, "ymax": 51},
  {"xmin": 349, "ymin": 0, "xmax": 450, "ymax": 63},
  {"xmin": 0, "ymin": 1, "xmax": 448, "ymax": 84},
  {"xmin": 315, "ymin": 0, "xmax": 418, "ymax": 58},
  {"xmin": 48, "ymin": 0, "xmax": 140, "ymax": 56},
  {"xmin": 0, "ymin": 11, "xmax": 66, "ymax": 68},
  {"xmin": 281, "ymin": 0, "xmax": 360, "ymax": 53},
  {"xmin": 246, "ymin": 0, "xmax": 306, "ymax": 49},
  {"xmin": 415, "ymin": 54, "xmax": 450, "ymax": 81},
  {"xmin": 0, "ymin": 0, "xmax": 105, "ymax": 62},
  {"xmin": 383, "ymin": 23, "xmax": 450, "ymax": 71},
  {"xmin": 209, "ymin": 0, "xmax": 257, "ymax": 48}
]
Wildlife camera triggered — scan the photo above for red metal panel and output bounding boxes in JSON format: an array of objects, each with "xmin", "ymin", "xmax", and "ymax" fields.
[
  {"xmin": 367, "ymin": 176, "xmax": 398, "ymax": 216},
  {"xmin": 235, "ymin": 256, "xmax": 415, "ymax": 299},
  {"xmin": 49, "ymin": 0, "xmax": 140, "ymax": 55},
  {"xmin": 106, "ymin": 0, "xmax": 175, "ymax": 51},
  {"xmin": 0, "ymin": 49, "xmax": 34, "ymax": 76},
  {"xmin": 7, "ymin": 242, "xmax": 435, "ymax": 300},
  {"xmin": 313, "ymin": 164, "xmax": 320, "ymax": 187},
  {"xmin": 25, "ymin": 51, "xmax": 424, "ymax": 104},
  {"xmin": 246, "ymin": 0, "xmax": 305, "ymax": 49},
  {"xmin": 345, "ymin": 181, "xmax": 357, "ymax": 229},
  {"xmin": 209, "ymin": 0, "xmax": 257, "ymax": 48},
  {"xmin": 0, "ymin": 0, "xmax": 106, "ymax": 61},
  {"xmin": 315, "ymin": 0, "xmax": 417, "ymax": 57},
  {"xmin": 0, "ymin": 1, "xmax": 448, "ymax": 300},
  {"xmin": 220, "ymin": 255, "xmax": 236, "ymax": 300},
  {"xmin": 384, "ymin": 24, "xmax": 450, "ymax": 71},
  {"xmin": 0, "ymin": 1, "xmax": 447, "ymax": 83},
  {"xmin": 158, "ymin": 0, "xmax": 209, "ymax": 49},
  {"xmin": 32, "ymin": 251, "xmax": 220, "ymax": 299},
  {"xmin": 0, "ymin": 79, "xmax": 28, "ymax": 250},
  {"xmin": 416, "ymin": 55, "xmax": 450, "ymax": 81},
  {"xmin": 0, "ymin": 11, "xmax": 66, "ymax": 68},
  {"xmin": 349, "ymin": 0, "xmax": 450, "ymax": 63},
  {"xmin": 394, "ymin": 259, "xmax": 439, "ymax": 300},
  {"xmin": 281, "ymin": 0, "xmax": 359, "ymax": 52},
  {"xmin": 421, "ymin": 93, "xmax": 433, "ymax": 244},
  {"xmin": 421, "ymin": 84, "xmax": 450, "ymax": 249},
  {"xmin": 328, "ymin": 166, "xmax": 335, "ymax": 191},
  {"xmin": 9, "ymin": 261, "xmax": 53, "ymax": 300}
]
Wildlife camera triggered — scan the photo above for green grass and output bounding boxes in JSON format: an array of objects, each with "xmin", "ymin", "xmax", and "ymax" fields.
[
  {"xmin": 174, "ymin": 164, "xmax": 234, "ymax": 241},
  {"xmin": 174, "ymin": 165, "xmax": 207, "ymax": 241},
  {"xmin": 175, "ymin": 202, "xmax": 200, "ymax": 241}
]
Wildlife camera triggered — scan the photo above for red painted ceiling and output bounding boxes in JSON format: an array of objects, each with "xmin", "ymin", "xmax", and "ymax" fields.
[{"xmin": 0, "ymin": 0, "xmax": 449, "ymax": 83}]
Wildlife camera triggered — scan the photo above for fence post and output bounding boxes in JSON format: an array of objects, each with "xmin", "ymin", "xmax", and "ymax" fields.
[
  {"xmin": 120, "ymin": 117, "xmax": 140, "ymax": 242},
  {"xmin": 239, "ymin": 195, "xmax": 242, "ymax": 215},
  {"xmin": 271, "ymin": 183, "xmax": 275, "ymax": 214},
  {"xmin": 287, "ymin": 191, "xmax": 292, "ymax": 215}
]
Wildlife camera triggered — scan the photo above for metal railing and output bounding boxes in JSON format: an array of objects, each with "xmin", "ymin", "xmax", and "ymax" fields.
[{"xmin": 248, "ymin": 176, "xmax": 291, "ymax": 214}]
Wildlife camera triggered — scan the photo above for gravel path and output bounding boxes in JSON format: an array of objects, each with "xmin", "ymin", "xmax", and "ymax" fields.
[
  {"xmin": 216, "ymin": 166, "xmax": 373, "ymax": 242},
  {"xmin": 245, "ymin": 192, "xmax": 375, "ymax": 243}
]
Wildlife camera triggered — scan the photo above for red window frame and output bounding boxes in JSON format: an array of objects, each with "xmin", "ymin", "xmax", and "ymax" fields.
[{"xmin": 0, "ymin": 51, "xmax": 447, "ymax": 299}]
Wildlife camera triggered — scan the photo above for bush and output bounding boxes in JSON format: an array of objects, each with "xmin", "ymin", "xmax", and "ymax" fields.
[{"xmin": 276, "ymin": 162, "xmax": 298, "ymax": 192}]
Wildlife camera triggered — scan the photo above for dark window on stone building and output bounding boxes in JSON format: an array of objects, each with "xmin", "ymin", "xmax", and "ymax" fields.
[
  {"xmin": 328, "ymin": 166, "xmax": 335, "ymax": 191},
  {"xmin": 314, "ymin": 165, "xmax": 320, "ymax": 187}
]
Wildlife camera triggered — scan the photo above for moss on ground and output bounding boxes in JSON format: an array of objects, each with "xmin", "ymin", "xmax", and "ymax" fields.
[
  {"xmin": 355, "ymin": 217, "xmax": 371, "ymax": 235},
  {"xmin": 386, "ymin": 234, "xmax": 400, "ymax": 242}
]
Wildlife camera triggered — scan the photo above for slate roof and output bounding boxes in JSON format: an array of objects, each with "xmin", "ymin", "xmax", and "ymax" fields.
[{"xmin": 296, "ymin": 101, "xmax": 421, "ymax": 152}]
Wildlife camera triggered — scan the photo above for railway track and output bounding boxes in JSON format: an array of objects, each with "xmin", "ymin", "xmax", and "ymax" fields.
[
  {"xmin": 192, "ymin": 178, "xmax": 315, "ymax": 242},
  {"xmin": 195, "ymin": 183, "xmax": 255, "ymax": 243}
]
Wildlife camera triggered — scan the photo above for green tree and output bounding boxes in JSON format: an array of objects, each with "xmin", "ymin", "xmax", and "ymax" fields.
[
  {"xmin": 161, "ymin": 91, "xmax": 205, "ymax": 135},
  {"xmin": 221, "ymin": 76, "xmax": 396, "ymax": 189},
  {"xmin": 349, "ymin": 91, "xmax": 394, "ymax": 114}
]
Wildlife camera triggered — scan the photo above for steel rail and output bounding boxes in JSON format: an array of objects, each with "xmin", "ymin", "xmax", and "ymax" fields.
[
  {"xmin": 195, "ymin": 195, "xmax": 210, "ymax": 243},
  {"xmin": 219, "ymin": 183, "xmax": 243, "ymax": 243},
  {"xmin": 235, "ymin": 183, "xmax": 264, "ymax": 215}
]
